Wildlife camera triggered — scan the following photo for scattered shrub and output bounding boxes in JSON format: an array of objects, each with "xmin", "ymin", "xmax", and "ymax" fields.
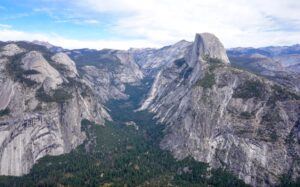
[
  {"xmin": 267, "ymin": 84, "xmax": 300, "ymax": 105},
  {"xmin": 6, "ymin": 53, "xmax": 38, "ymax": 87},
  {"xmin": 51, "ymin": 63, "xmax": 68, "ymax": 73},
  {"xmin": 209, "ymin": 58, "xmax": 224, "ymax": 64},
  {"xmin": 239, "ymin": 111, "xmax": 254, "ymax": 119},
  {"xmin": 261, "ymin": 112, "xmax": 281, "ymax": 142},
  {"xmin": 23, "ymin": 69, "xmax": 40, "ymax": 75},
  {"xmin": 262, "ymin": 111, "xmax": 282, "ymax": 123},
  {"xmin": 280, "ymin": 175, "xmax": 300, "ymax": 187},
  {"xmin": 195, "ymin": 73, "xmax": 215, "ymax": 89},
  {"xmin": 35, "ymin": 87, "xmax": 53, "ymax": 102},
  {"xmin": 270, "ymin": 131, "xmax": 278, "ymax": 142},
  {"xmin": 178, "ymin": 67, "xmax": 193, "ymax": 79},
  {"xmin": 233, "ymin": 80, "xmax": 265, "ymax": 99},
  {"xmin": 174, "ymin": 58, "xmax": 186, "ymax": 67},
  {"xmin": 0, "ymin": 108, "xmax": 10, "ymax": 116},
  {"xmin": 36, "ymin": 87, "xmax": 73, "ymax": 103},
  {"xmin": 203, "ymin": 54, "xmax": 224, "ymax": 64},
  {"xmin": 52, "ymin": 89, "xmax": 73, "ymax": 103}
]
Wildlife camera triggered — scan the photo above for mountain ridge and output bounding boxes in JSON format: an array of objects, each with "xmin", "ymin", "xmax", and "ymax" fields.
[
  {"xmin": 0, "ymin": 33, "xmax": 299, "ymax": 186},
  {"xmin": 140, "ymin": 33, "xmax": 300, "ymax": 186}
]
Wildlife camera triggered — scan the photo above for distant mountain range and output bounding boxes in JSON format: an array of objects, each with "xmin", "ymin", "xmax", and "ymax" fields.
[{"xmin": 228, "ymin": 44, "xmax": 300, "ymax": 71}]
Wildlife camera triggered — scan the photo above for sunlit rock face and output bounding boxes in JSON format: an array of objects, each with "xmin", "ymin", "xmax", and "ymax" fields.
[
  {"xmin": 130, "ymin": 40, "xmax": 192, "ymax": 76},
  {"xmin": 0, "ymin": 43, "xmax": 110, "ymax": 176},
  {"xmin": 69, "ymin": 48, "xmax": 144, "ymax": 102},
  {"xmin": 0, "ymin": 44, "xmax": 25, "ymax": 57},
  {"xmin": 140, "ymin": 33, "xmax": 230, "ymax": 110},
  {"xmin": 141, "ymin": 33, "xmax": 300, "ymax": 186},
  {"xmin": 21, "ymin": 51, "xmax": 63, "ymax": 86},
  {"xmin": 51, "ymin": 52, "xmax": 78, "ymax": 78},
  {"xmin": 187, "ymin": 33, "xmax": 230, "ymax": 66}
]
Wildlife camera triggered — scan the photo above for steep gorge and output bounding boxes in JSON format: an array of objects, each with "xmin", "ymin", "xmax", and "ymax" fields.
[
  {"xmin": 0, "ymin": 42, "xmax": 143, "ymax": 176},
  {"xmin": 0, "ymin": 34, "xmax": 299, "ymax": 186}
]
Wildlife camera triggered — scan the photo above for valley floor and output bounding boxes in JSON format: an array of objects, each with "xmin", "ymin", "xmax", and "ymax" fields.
[{"xmin": 0, "ymin": 78, "xmax": 276, "ymax": 187}]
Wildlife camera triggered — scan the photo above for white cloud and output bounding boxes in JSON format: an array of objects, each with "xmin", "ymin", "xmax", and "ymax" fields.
[
  {"xmin": 83, "ymin": 19, "xmax": 100, "ymax": 24},
  {"xmin": 2, "ymin": 0, "xmax": 300, "ymax": 48},
  {"xmin": 53, "ymin": 18, "xmax": 100, "ymax": 25},
  {"xmin": 0, "ymin": 29, "xmax": 159, "ymax": 50},
  {"xmin": 71, "ymin": 0, "xmax": 300, "ymax": 48}
]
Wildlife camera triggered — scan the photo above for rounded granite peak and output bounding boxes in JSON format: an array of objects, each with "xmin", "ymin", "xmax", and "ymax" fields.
[
  {"xmin": 21, "ymin": 51, "xmax": 63, "ymax": 85},
  {"xmin": 0, "ymin": 43, "xmax": 25, "ymax": 57},
  {"xmin": 193, "ymin": 32, "xmax": 230, "ymax": 64},
  {"xmin": 51, "ymin": 52, "xmax": 78, "ymax": 78}
]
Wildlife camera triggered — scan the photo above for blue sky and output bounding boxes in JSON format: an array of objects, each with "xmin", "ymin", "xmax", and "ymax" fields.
[
  {"xmin": 0, "ymin": 0, "xmax": 300, "ymax": 49},
  {"xmin": 0, "ymin": 0, "xmax": 119, "ymax": 39}
]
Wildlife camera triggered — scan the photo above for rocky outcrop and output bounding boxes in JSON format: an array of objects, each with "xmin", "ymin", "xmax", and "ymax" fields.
[
  {"xmin": 113, "ymin": 50, "xmax": 144, "ymax": 83},
  {"xmin": 228, "ymin": 46, "xmax": 300, "ymax": 92},
  {"xmin": 0, "ymin": 43, "xmax": 110, "ymax": 176},
  {"xmin": 141, "ymin": 33, "xmax": 300, "ymax": 186},
  {"xmin": 228, "ymin": 44, "xmax": 300, "ymax": 71},
  {"xmin": 130, "ymin": 40, "xmax": 192, "ymax": 76},
  {"xmin": 0, "ymin": 42, "xmax": 145, "ymax": 177},
  {"xmin": 80, "ymin": 65, "xmax": 127, "ymax": 102},
  {"xmin": 0, "ymin": 44, "xmax": 25, "ymax": 57},
  {"xmin": 32, "ymin": 40, "xmax": 63, "ymax": 53},
  {"xmin": 69, "ymin": 48, "xmax": 144, "ymax": 102},
  {"xmin": 188, "ymin": 33, "xmax": 229, "ymax": 66},
  {"xmin": 21, "ymin": 51, "xmax": 63, "ymax": 87},
  {"xmin": 141, "ymin": 33, "xmax": 229, "ymax": 110},
  {"xmin": 51, "ymin": 52, "xmax": 78, "ymax": 78},
  {"xmin": 0, "ymin": 79, "xmax": 14, "ymax": 111}
]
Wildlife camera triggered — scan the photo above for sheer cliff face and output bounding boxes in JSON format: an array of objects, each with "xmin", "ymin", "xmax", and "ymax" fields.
[
  {"xmin": 0, "ymin": 43, "xmax": 110, "ymax": 176},
  {"xmin": 141, "ymin": 33, "xmax": 300, "ymax": 186},
  {"xmin": 68, "ymin": 49, "xmax": 144, "ymax": 102},
  {"xmin": 130, "ymin": 40, "xmax": 192, "ymax": 76},
  {"xmin": 0, "ymin": 43, "xmax": 144, "ymax": 176}
]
